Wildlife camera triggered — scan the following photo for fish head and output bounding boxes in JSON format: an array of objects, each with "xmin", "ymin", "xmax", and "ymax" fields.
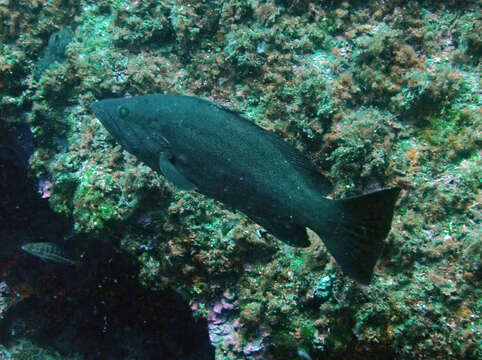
[
  {"xmin": 21, "ymin": 242, "xmax": 42, "ymax": 256},
  {"xmin": 90, "ymin": 96, "xmax": 166, "ymax": 168},
  {"xmin": 21, "ymin": 243, "xmax": 35, "ymax": 253}
]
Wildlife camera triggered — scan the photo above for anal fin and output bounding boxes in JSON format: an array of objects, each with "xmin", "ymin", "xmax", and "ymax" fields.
[{"xmin": 249, "ymin": 214, "xmax": 310, "ymax": 248}]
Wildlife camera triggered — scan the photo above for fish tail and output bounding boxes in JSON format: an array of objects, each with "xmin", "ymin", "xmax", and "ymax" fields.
[{"xmin": 313, "ymin": 187, "xmax": 400, "ymax": 284}]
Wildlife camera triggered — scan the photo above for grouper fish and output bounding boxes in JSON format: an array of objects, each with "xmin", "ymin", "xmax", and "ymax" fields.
[{"xmin": 90, "ymin": 94, "xmax": 400, "ymax": 284}]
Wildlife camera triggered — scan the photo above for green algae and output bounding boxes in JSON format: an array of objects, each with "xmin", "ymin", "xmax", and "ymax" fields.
[
  {"xmin": 325, "ymin": 107, "xmax": 397, "ymax": 193},
  {"xmin": 1, "ymin": 0, "xmax": 481, "ymax": 359},
  {"xmin": 4, "ymin": 339, "xmax": 82, "ymax": 360}
]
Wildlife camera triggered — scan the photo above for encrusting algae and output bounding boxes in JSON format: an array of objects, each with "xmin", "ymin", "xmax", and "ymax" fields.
[{"xmin": 0, "ymin": 0, "xmax": 480, "ymax": 359}]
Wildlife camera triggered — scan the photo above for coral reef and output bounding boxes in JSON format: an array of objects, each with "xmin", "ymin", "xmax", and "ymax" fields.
[{"xmin": 1, "ymin": 0, "xmax": 480, "ymax": 359}]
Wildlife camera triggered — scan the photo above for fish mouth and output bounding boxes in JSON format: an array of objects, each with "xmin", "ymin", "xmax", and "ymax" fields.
[
  {"xmin": 89, "ymin": 101, "xmax": 139, "ymax": 154},
  {"xmin": 90, "ymin": 101, "xmax": 122, "ymax": 138},
  {"xmin": 90, "ymin": 101, "xmax": 110, "ymax": 126}
]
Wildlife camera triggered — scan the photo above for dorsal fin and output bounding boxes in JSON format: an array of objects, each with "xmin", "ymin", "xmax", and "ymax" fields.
[
  {"xmin": 263, "ymin": 129, "xmax": 332, "ymax": 195},
  {"xmin": 208, "ymin": 101, "xmax": 242, "ymax": 115},
  {"xmin": 217, "ymin": 103, "xmax": 241, "ymax": 115},
  {"xmin": 214, "ymin": 101, "xmax": 333, "ymax": 195}
]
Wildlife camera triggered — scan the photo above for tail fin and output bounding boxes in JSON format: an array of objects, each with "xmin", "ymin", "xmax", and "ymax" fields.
[{"xmin": 314, "ymin": 187, "xmax": 401, "ymax": 284}]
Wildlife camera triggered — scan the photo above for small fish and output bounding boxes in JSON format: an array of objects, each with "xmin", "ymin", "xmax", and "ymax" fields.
[
  {"xmin": 297, "ymin": 347, "xmax": 312, "ymax": 360},
  {"xmin": 90, "ymin": 94, "xmax": 400, "ymax": 284},
  {"xmin": 21, "ymin": 242, "xmax": 78, "ymax": 266}
]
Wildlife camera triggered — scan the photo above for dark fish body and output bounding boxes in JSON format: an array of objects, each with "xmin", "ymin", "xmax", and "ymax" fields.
[
  {"xmin": 21, "ymin": 242, "xmax": 78, "ymax": 266},
  {"xmin": 90, "ymin": 94, "xmax": 400, "ymax": 284}
]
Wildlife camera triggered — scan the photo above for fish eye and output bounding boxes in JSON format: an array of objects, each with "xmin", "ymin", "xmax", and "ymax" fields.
[{"xmin": 118, "ymin": 106, "xmax": 129, "ymax": 118}]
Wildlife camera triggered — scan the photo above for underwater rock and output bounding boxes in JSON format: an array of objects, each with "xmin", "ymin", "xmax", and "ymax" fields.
[
  {"xmin": 2, "ymin": 0, "xmax": 481, "ymax": 358},
  {"xmin": 33, "ymin": 28, "xmax": 73, "ymax": 80},
  {"xmin": 91, "ymin": 94, "xmax": 400, "ymax": 284}
]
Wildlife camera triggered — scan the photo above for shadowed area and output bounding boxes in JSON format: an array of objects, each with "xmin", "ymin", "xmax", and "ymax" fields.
[{"xmin": 0, "ymin": 124, "xmax": 214, "ymax": 360}]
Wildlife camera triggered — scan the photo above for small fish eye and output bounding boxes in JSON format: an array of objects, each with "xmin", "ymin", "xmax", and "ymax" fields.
[{"xmin": 118, "ymin": 106, "xmax": 129, "ymax": 118}]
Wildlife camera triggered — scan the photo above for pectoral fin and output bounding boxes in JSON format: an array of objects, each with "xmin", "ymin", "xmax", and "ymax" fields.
[{"xmin": 158, "ymin": 152, "xmax": 197, "ymax": 191}]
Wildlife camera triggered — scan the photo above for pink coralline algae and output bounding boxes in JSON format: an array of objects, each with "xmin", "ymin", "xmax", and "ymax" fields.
[
  {"xmin": 203, "ymin": 290, "xmax": 272, "ymax": 359},
  {"xmin": 242, "ymin": 330, "xmax": 271, "ymax": 358},
  {"xmin": 37, "ymin": 178, "xmax": 52, "ymax": 199},
  {"xmin": 207, "ymin": 291, "xmax": 240, "ymax": 345}
]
